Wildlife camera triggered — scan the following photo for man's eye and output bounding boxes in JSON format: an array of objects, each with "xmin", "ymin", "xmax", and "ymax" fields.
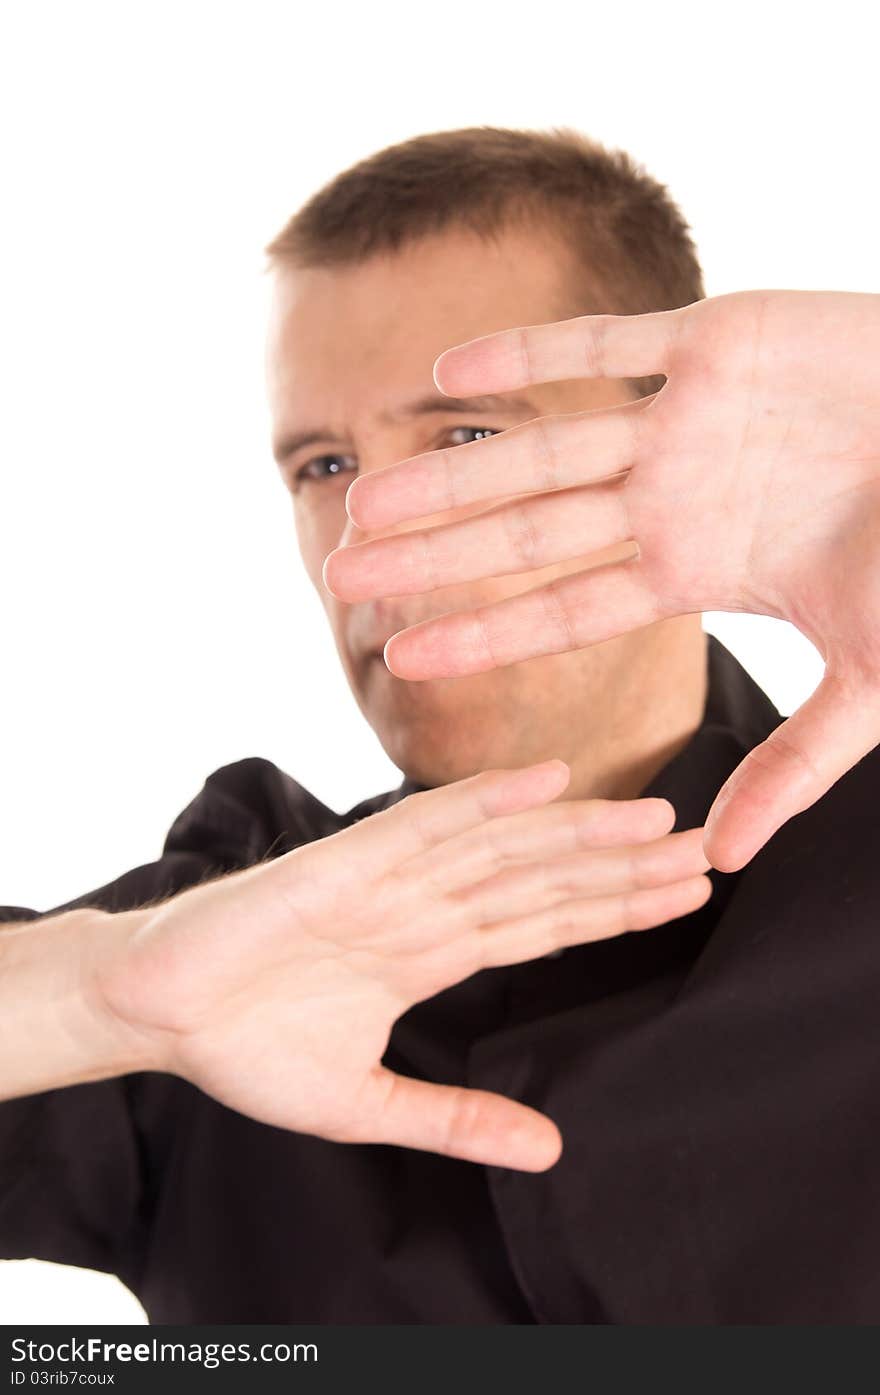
[
  {"xmin": 447, "ymin": 426, "xmax": 500, "ymax": 446},
  {"xmin": 293, "ymin": 454, "xmax": 358, "ymax": 488}
]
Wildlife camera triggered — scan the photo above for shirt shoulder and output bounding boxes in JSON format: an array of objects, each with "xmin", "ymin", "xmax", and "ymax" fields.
[
  {"xmin": 164, "ymin": 755, "xmax": 409, "ymax": 855},
  {"xmin": 161, "ymin": 755, "xmax": 339, "ymax": 864}
]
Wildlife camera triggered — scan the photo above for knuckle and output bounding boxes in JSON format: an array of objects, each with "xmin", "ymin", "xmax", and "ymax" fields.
[
  {"xmin": 517, "ymin": 325, "xmax": 533, "ymax": 384},
  {"xmin": 473, "ymin": 604, "xmax": 502, "ymax": 670},
  {"xmin": 756, "ymin": 729, "xmax": 820, "ymax": 783},
  {"xmin": 567, "ymin": 804, "xmax": 602, "ymax": 852},
  {"xmin": 438, "ymin": 447, "xmax": 459, "ymax": 511},
  {"xmin": 533, "ymin": 414, "xmax": 562, "ymax": 491},
  {"xmin": 481, "ymin": 817, "xmax": 514, "ymax": 866},
  {"xmin": 551, "ymin": 858, "xmax": 580, "ymax": 898},
  {"xmin": 502, "ymin": 499, "xmax": 542, "ymax": 569},
  {"xmin": 469, "ymin": 771, "xmax": 501, "ymax": 819},
  {"xmin": 444, "ymin": 1087, "xmax": 484, "ymax": 1152},
  {"xmin": 628, "ymin": 845, "xmax": 653, "ymax": 892},
  {"xmin": 418, "ymin": 527, "xmax": 440, "ymax": 591},
  {"xmin": 582, "ymin": 318, "xmax": 608, "ymax": 378},
  {"xmin": 399, "ymin": 790, "xmax": 435, "ymax": 850},
  {"xmin": 541, "ymin": 577, "xmax": 579, "ymax": 651}
]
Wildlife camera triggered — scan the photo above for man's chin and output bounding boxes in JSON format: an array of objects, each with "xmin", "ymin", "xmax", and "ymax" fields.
[
  {"xmin": 358, "ymin": 668, "xmax": 516, "ymax": 788},
  {"xmin": 384, "ymin": 745, "xmax": 488, "ymax": 791}
]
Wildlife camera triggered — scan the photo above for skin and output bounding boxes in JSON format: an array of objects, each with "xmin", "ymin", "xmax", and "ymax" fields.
[
  {"xmin": 9, "ymin": 239, "xmax": 877, "ymax": 1175},
  {"xmin": 326, "ymin": 287, "xmax": 880, "ymax": 872},
  {"xmin": 4, "ymin": 763, "xmax": 714, "ymax": 1171},
  {"xmin": 267, "ymin": 222, "xmax": 708, "ymax": 802},
  {"xmin": 0, "ymin": 222, "xmax": 718, "ymax": 1173}
]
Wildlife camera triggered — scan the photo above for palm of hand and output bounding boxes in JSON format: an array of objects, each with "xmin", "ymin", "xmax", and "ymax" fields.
[
  {"xmin": 328, "ymin": 289, "xmax": 880, "ymax": 871},
  {"xmin": 632, "ymin": 294, "xmax": 880, "ymax": 640},
  {"xmin": 634, "ymin": 293, "xmax": 880, "ymax": 867},
  {"xmin": 97, "ymin": 761, "xmax": 713, "ymax": 1170}
]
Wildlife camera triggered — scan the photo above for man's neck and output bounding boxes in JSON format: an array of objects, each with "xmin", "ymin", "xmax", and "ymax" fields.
[{"xmin": 560, "ymin": 621, "xmax": 709, "ymax": 804}]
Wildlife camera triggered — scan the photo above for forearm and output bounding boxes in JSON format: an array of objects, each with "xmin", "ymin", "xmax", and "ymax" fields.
[{"xmin": 0, "ymin": 906, "xmax": 160, "ymax": 1100}]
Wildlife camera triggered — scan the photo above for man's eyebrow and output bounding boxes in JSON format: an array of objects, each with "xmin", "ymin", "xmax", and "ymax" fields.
[
  {"xmin": 382, "ymin": 391, "xmax": 541, "ymax": 425},
  {"xmin": 272, "ymin": 393, "xmax": 540, "ymax": 463}
]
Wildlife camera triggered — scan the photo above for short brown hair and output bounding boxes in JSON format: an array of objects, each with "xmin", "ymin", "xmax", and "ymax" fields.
[{"xmin": 266, "ymin": 125, "xmax": 705, "ymax": 399}]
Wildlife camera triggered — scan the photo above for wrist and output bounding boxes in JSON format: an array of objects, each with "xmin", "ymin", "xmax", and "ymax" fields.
[
  {"xmin": 0, "ymin": 905, "xmax": 168, "ymax": 1102},
  {"xmin": 81, "ymin": 906, "xmax": 173, "ymax": 1079}
]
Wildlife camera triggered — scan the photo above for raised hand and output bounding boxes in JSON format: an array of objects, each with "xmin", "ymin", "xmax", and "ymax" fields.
[
  {"xmin": 324, "ymin": 289, "xmax": 880, "ymax": 873},
  {"xmin": 96, "ymin": 762, "xmax": 712, "ymax": 1171}
]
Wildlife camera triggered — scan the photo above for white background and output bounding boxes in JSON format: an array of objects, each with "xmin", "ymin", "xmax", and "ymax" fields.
[{"xmin": 0, "ymin": 0, "xmax": 874, "ymax": 1322}]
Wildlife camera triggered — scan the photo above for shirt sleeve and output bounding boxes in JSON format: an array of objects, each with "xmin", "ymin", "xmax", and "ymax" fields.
[{"xmin": 0, "ymin": 756, "xmax": 286, "ymax": 1283}]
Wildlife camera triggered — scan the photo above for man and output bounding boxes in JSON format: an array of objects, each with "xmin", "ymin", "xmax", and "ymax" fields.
[{"xmin": 1, "ymin": 126, "xmax": 878, "ymax": 1325}]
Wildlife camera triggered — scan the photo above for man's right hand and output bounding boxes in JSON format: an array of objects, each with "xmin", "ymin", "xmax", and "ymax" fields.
[{"xmin": 95, "ymin": 760, "xmax": 712, "ymax": 1171}]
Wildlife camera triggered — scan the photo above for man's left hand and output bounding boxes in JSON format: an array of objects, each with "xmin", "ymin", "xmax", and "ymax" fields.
[{"xmin": 324, "ymin": 289, "xmax": 880, "ymax": 873}]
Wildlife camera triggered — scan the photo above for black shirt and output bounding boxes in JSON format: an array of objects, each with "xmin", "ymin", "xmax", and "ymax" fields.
[{"xmin": 2, "ymin": 632, "xmax": 880, "ymax": 1324}]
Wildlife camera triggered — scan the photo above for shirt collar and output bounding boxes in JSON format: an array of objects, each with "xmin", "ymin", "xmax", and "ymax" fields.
[{"xmin": 382, "ymin": 632, "xmax": 783, "ymax": 832}]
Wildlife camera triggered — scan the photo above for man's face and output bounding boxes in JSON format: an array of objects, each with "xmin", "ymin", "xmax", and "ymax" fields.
[{"xmin": 266, "ymin": 223, "xmax": 640, "ymax": 787}]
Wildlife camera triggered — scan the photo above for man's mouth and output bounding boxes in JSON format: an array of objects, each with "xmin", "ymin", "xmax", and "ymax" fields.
[{"xmin": 359, "ymin": 645, "xmax": 391, "ymax": 669}]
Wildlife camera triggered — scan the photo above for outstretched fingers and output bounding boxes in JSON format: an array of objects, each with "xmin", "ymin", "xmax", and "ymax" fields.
[
  {"xmin": 456, "ymin": 826, "xmax": 711, "ymax": 926},
  {"xmin": 432, "ymin": 306, "xmax": 684, "ymax": 398},
  {"xmin": 474, "ymin": 873, "xmax": 714, "ymax": 970},
  {"xmin": 398, "ymin": 795, "xmax": 678, "ymax": 895},
  {"xmin": 328, "ymin": 760, "xmax": 572, "ymax": 876},
  {"xmin": 341, "ymin": 402, "xmax": 641, "ymax": 534},
  {"xmin": 328, "ymin": 477, "xmax": 633, "ymax": 603},
  {"xmin": 383, "ymin": 553, "xmax": 667, "ymax": 679}
]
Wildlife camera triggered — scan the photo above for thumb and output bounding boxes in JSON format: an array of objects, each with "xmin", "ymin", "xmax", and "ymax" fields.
[
  {"xmin": 702, "ymin": 667, "xmax": 880, "ymax": 873},
  {"xmin": 350, "ymin": 1067, "xmax": 563, "ymax": 1172}
]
